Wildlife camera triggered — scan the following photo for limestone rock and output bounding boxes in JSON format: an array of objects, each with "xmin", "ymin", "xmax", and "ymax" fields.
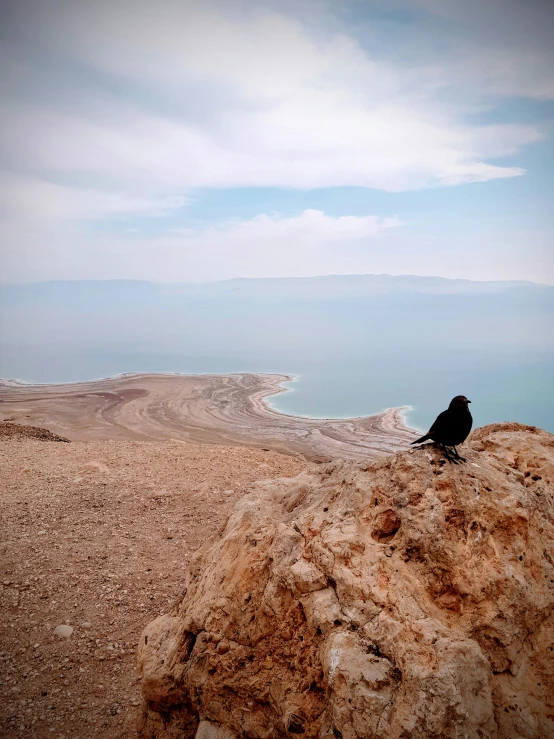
[
  {"xmin": 195, "ymin": 720, "xmax": 237, "ymax": 739},
  {"xmin": 53, "ymin": 624, "xmax": 73, "ymax": 638},
  {"xmin": 138, "ymin": 423, "xmax": 554, "ymax": 738}
]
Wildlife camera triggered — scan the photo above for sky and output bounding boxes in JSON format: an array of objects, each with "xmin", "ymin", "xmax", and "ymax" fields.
[{"xmin": 1, "ymin": 0, "xmax": 553, "ymax": 283}]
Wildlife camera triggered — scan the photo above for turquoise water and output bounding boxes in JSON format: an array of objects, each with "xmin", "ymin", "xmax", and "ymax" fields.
[
  {"xmin": 265, "ymin": 355, "xmax": 554, "ymax": 433},
  {"xmin": 2, "ymin": 346, "xmax": 552, "ymax": 434},
  {"xmin": 1, "ymin": 278, "xmax": 553, "ymax": 433}
]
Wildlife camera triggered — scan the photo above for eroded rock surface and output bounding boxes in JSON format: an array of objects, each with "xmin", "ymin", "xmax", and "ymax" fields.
[{"xmin": 138, "ymin": 423, "xmax": 554, "ymax": 738}]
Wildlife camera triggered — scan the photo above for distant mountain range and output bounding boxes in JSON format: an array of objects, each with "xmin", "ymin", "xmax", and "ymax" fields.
[{"xmin": 1, "ymin": 273, "xmax": 552, "ymax": 305}]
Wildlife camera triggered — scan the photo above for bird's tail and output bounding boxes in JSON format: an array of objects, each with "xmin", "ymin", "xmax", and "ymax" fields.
[{"xmin": 411, "ymin": 434, "xmax": 432, "ymax": 445}]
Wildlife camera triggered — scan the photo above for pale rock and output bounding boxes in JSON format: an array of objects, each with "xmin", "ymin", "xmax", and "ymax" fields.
[
  {"xmin": 82, "ymin": 461, "xmax": 109, "ymax": 474},
  {"xmin": 138, "ymin": 423, "xmax": 554, "ymax": 739},
  {"xmin": 289, "ymin": 558, "xmax": 327, "ymax": 595},
  {"xmin": 195, "ymin": 720, "xmax": 236, "ymax": 739},
  {"xmin": 53, "ymin": 625, "xmax": 73, "ymax": 638},
  {"xmin": 300, "ymin": 587, "xmax": 344, "ymax": 635}
]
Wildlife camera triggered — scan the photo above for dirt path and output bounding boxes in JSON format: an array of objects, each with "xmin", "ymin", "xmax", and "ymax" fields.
[
  {"xmin": 0, "ymin": 373, "xmax": 419, "ymax": 462},
  {"xmin": 0, "ymin": 434, "xmax": 309, "ymax": 738}
]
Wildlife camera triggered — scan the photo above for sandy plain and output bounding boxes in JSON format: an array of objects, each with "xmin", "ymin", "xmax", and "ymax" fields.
[
  {"xmin": 0, "ymin": 373, "xmax": 419, "ymax": 738},
  {"xmin": 0, "ymin": 430, "xmax": 310, "ymax": 739},
  {"xmin": 0, "ymin": 372, "xmax": 419, "ymax": 462}
]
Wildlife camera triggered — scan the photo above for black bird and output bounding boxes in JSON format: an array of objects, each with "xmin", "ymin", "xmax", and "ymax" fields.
[{"xmin": 411, "ymin": 395, "xmax": 472, "ymax": 463}]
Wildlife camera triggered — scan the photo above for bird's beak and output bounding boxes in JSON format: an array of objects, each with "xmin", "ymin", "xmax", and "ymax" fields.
[{"xmin": 467, "ymin": 400, "xmax": 471, "ymax": 403}]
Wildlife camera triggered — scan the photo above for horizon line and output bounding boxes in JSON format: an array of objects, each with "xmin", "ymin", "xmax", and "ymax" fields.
[{"xmin": 0, "ymin": 273, "xmax": 551, "ymax": 288}]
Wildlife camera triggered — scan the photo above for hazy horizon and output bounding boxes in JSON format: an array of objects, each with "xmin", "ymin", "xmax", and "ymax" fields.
[
  {"xmin": 1, "ymin": 274, "xmax": 551, "ymax": 287},
  {"xmin": 2, "ymin": 275, "xmax": 552, "ymax": 433}
]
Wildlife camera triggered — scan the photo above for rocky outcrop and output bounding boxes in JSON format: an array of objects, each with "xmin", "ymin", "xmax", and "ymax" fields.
[{"xmin": 137, "ymin": 423, "xmax": 554, "ymax": 738}]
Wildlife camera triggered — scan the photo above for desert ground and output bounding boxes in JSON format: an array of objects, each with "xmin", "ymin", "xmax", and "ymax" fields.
[
  {"xmin": 0, "ymin": 427, "xmax": 310, "ymax": 738},
  {"xmin": 0, "ymin": 373, "xmax": 419, "ymax": 738},
  {"xmin": 0, "ymin": 373, "xmax": 419, "ymax": 461}
]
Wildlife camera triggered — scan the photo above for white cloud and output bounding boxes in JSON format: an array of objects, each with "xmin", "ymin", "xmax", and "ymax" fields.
[
  {"xmin": 0, "ymin": 0, "xmax": 551, "ymax": 285},
  {"xmin": 4, "ymin": 206, "xmax": 551, "ymax": 285},
  {"xmin": 0, "ymin": 176, "xmax": 190, "ymax": 221},
  {"xmin": 0, "ymin": 0, "xmax": 543, "ymax": 202},
  {"xmin": 0, "ymin": 96, "xmax": 536, "ymax": 198},
  {"xmin": 1, "ymin": 208, "xmax": 401, "ymax": 282},
  {"xmin": 189, "ymin": 208, "xmax": 400, "ymax": 246}
]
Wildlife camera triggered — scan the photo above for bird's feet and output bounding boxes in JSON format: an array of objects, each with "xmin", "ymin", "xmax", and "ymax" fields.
[
  {"xmin": 443, "ymin": 450, "xmax": 459, "ymax": 464},
  {"xmin": 452, "ymin": 447, "xmax": 466, "ymax": 462},
  {"xmin": 438, "ymin": 444, "xmax": 459, "ymax": 464}
]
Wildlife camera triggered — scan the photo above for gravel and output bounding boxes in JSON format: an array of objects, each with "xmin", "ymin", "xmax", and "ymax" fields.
[{"xmin": 0, "ymin": 436, "xmax": 308, "ymax": 738}]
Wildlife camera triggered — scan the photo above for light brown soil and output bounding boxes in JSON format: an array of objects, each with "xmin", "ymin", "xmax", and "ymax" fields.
[{"xmin": 0, "ymin": 436, "xmax": 309, "ymax": 739}]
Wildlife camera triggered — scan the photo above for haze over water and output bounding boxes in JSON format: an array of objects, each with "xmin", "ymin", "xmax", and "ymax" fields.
[
  {"xmin": 1, "ymin": 276, "xmax": 552, "ymax": 433},
  {"xmin": 2, "ymin": 0, "xmax": 553, "ymax": 440}
]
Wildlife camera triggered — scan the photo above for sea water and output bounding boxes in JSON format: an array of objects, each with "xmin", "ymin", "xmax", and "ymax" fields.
[{"xmin": 1, "ymin": 280, "xmax": 553, "ymax": 433}]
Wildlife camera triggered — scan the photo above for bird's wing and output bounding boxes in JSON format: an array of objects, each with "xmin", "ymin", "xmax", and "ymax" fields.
[{"xmin": 428, "ymin": 409, "xmax": 450, "ymax": 435}]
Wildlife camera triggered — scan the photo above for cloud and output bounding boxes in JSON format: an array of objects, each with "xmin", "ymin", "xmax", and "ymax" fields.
[
  {"xmin": 190, "ymin": 208, "xmax": 400, "ymax": 245},
  {"xmin": 0, "ymin": 0, "xmax": 544, "ymax": 202},
  {"xmin": 4, "ymin": 206, "xmax": 551, "ymax": 285},
  {"xmin": 1, "ymin": 209, "xmax": 401, "ymax": 282},
  {"xmin": 0, "ymin": 0, "xmax": 551, "ymax": 285},
  {"xmin": 389, "ymin": 0, "xmax": 554, "ymax": 101},
  {"xmin": 0, "ymin": 176, "xmax": 190, "ymax": 221}
]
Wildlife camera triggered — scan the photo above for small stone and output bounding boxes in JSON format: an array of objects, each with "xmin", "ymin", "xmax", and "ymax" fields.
[
  {"xmin": 82, "ymin": 461, "xmax": 109, "ymax": 473},
  {"xmin": 216, "ymin": 639, "xmax": 230, "ymax": 655},
  {"xmin": 80, "ymin": 622, "xmax": 91, "ymax": 629},
  {"xmin": 53, "ymin": 625, "xmax": 73, "ymax": 638}
]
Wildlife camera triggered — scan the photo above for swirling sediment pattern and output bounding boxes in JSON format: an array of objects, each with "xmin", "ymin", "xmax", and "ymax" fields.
[{"xmin": 0, "ymin": 373, "xmax": 419, "ymax": 461}]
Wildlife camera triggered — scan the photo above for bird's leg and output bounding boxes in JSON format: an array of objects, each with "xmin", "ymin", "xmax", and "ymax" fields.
[
  {"xmin": 434, "ymin": 442, "xmax": 453, "ymax": 463},
  {"xmin": 448, "ymin": 446, "xmax": 461, "ymax": 463},
  {"xmin": 449, "ymin": 446, "xmax": 465, "ymax": 462},
  {"xmin": 448, "ymin": 450, "xmax": 459, "ymax": 465},
  {"xmin": 452, "ymin": 446, "xmax": 466, "ymax": 462},
  {"xmin": 440, "ymin": 443, "xmax": 458, "ymax": 464}
]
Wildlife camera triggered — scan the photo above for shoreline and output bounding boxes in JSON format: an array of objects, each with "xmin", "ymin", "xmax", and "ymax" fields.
[
  {"xmin": 259, "ymin": 373, "xmax": 421, "ymax": 435},
  {"xmin": 3, "ymin": 370, "xmax": 419, "ymax": 428},
  {"xmin": 0, "ymin": 372, "xmax": 420, "ymax": 461}
]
